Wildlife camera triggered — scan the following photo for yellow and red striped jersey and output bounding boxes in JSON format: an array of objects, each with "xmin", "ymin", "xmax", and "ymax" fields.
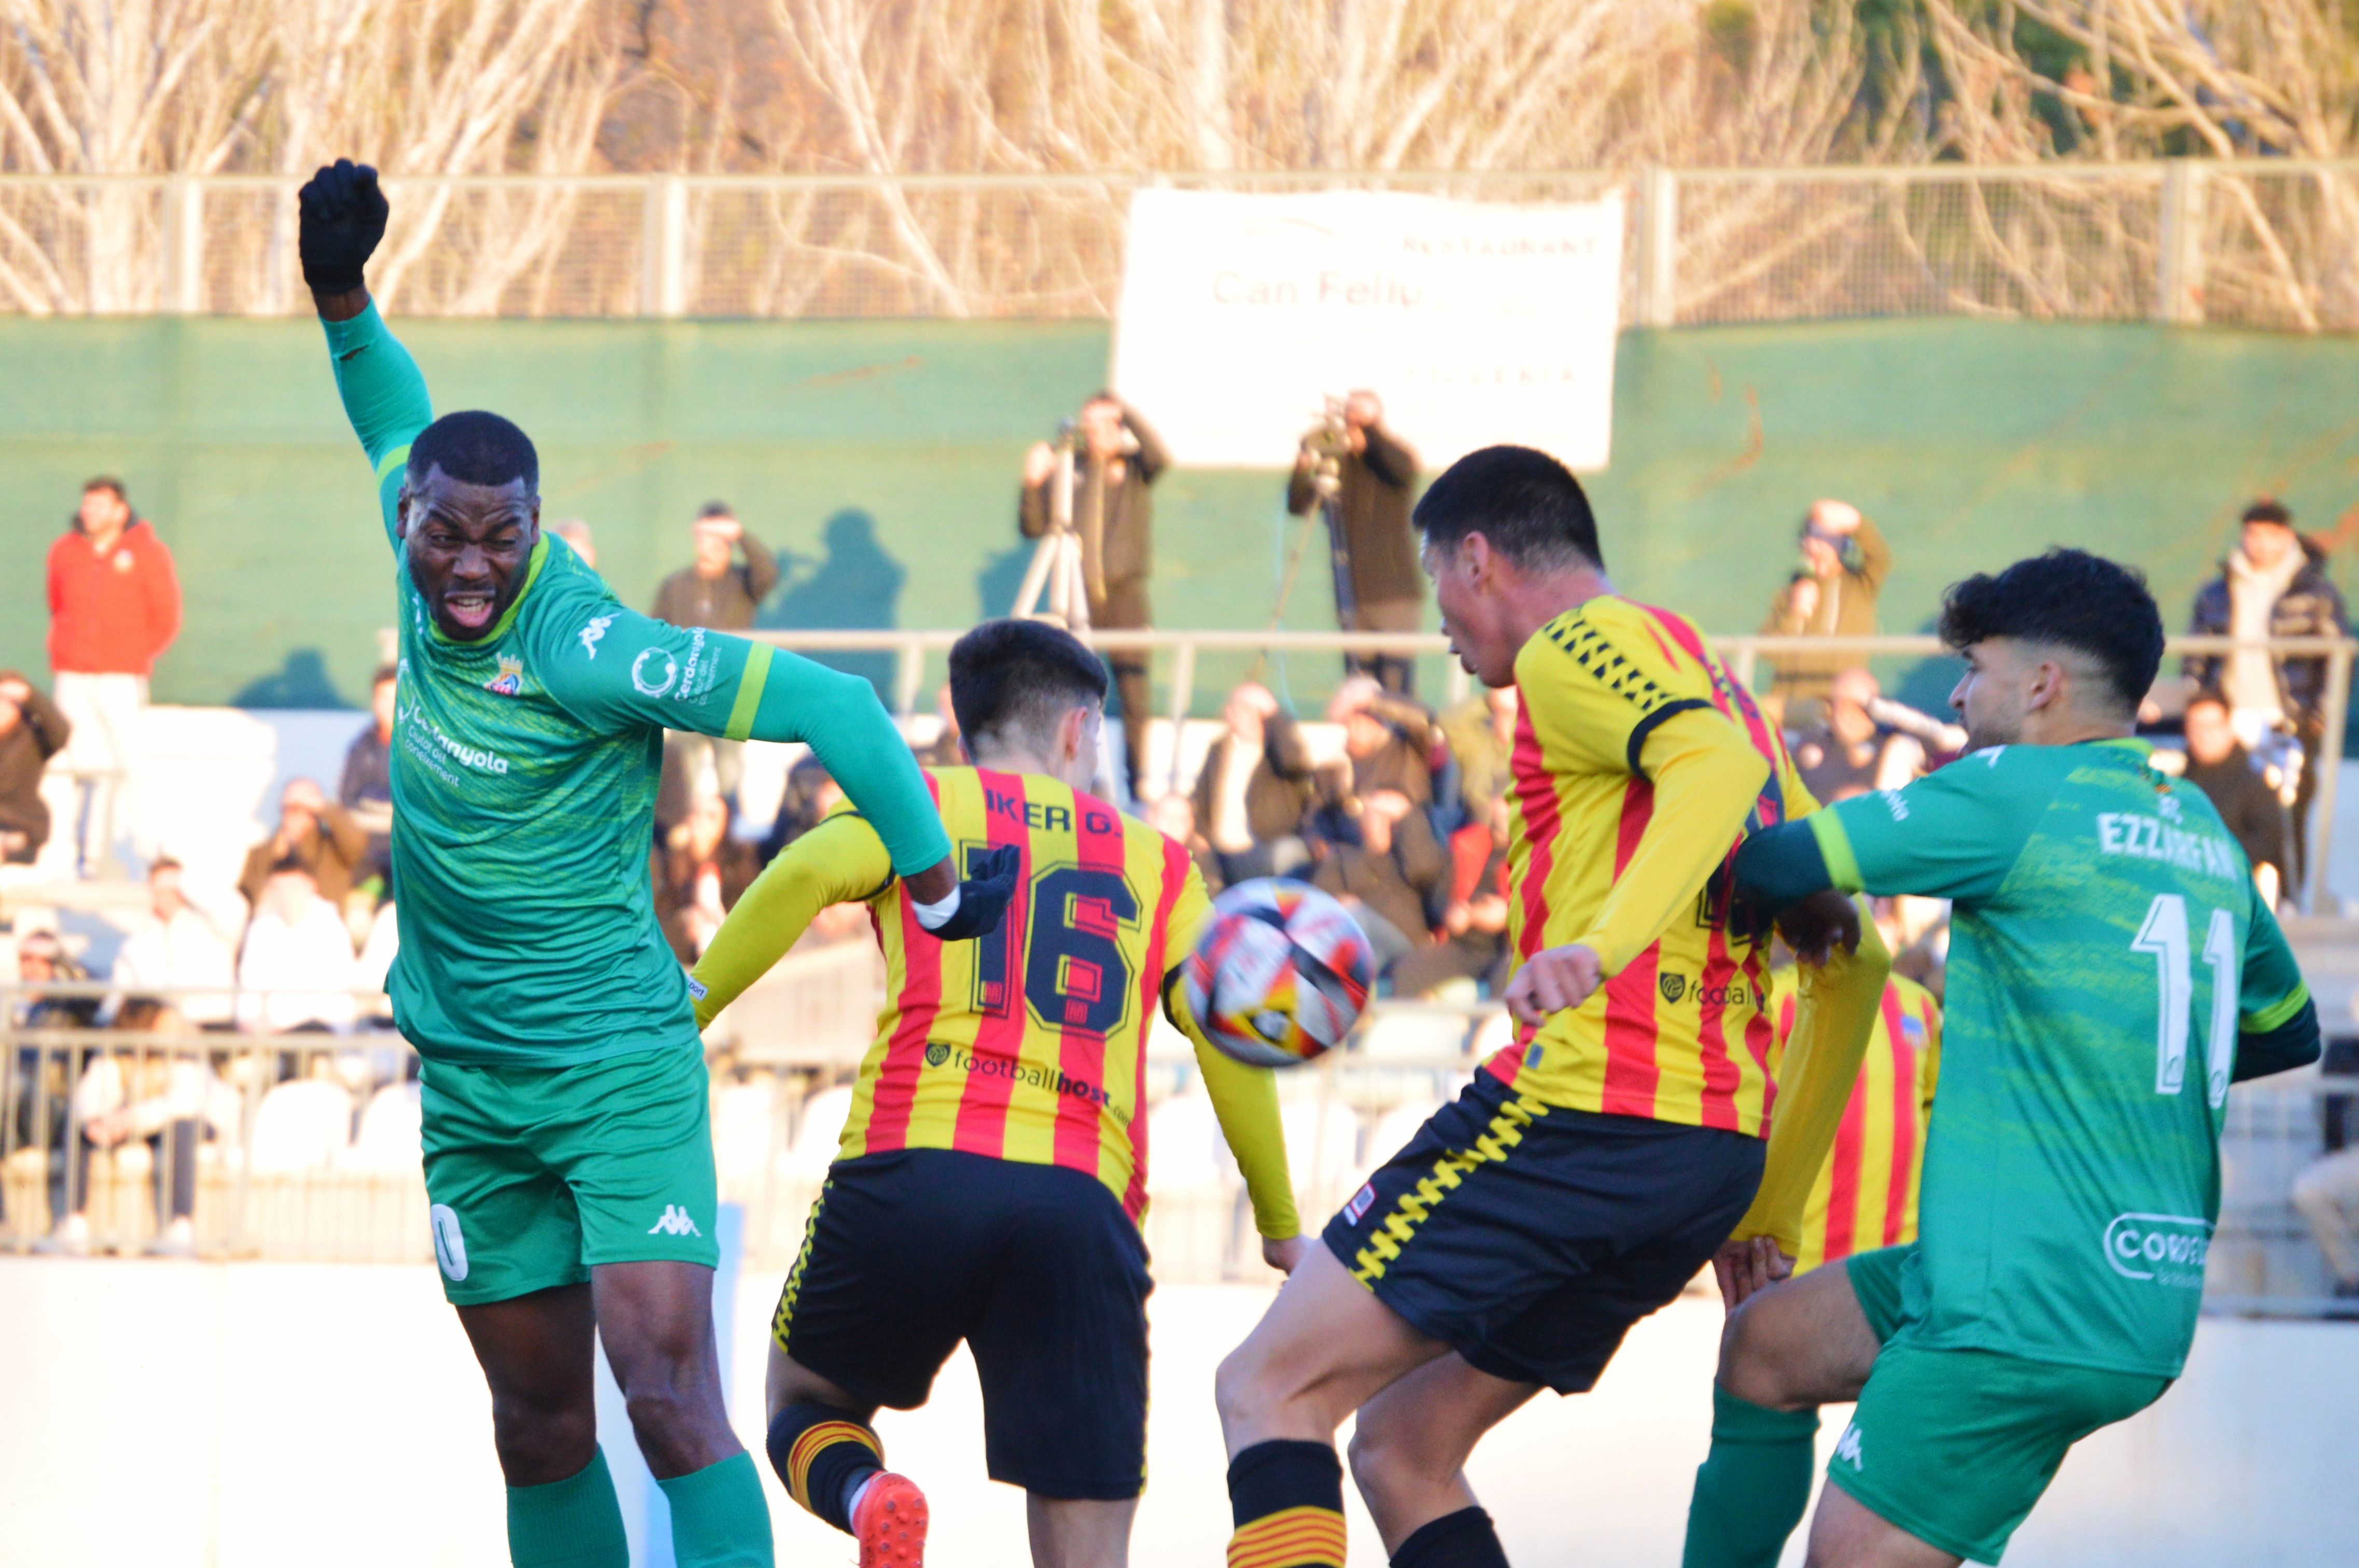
[
  {"xmin": 1772, "ymin": 969, "xmax": 1942, "ymax": 1273},
  {"xmin": 691, "ymin": 766, "xmax": 1296, "ymax": 1235},
  {"xmin": 1487, "ymin": 596, "xmax": 1819, "ymax": 1136}
]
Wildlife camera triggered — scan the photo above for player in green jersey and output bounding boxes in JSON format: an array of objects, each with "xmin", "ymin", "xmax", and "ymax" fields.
[
  {"xmin": 297, "ymin": 161, "xmax": 1014, "ymax": 1568},
  {"xmin": 1689, "ymin": 549, "xmax": 2320, "ymax": 1568}
]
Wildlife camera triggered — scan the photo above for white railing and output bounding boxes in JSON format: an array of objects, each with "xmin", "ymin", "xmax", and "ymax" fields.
[{"xmin": 4, "ymin": 160, "xmax": 2358, "ymax": 328}]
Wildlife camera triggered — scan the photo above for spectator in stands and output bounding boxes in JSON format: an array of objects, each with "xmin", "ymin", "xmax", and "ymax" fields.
[
  {"xmin": 549, "ymin": 518, "xmax": 596, "ymax": 568},
  {"xmin": 17, "ymin": 929, "xmax": 101, "ymax": 1254},
  {"xmin": 1327, "ymin": 674, "xmax": 1437, "ymax": 809},
  {"xmin": 1020, "ymin": 393, "xmax": 1170, "ymax": 796},
  {"xmin": 1759, "ymin": 498, "xmax": 1889, "ymax": 725},
  {"xmin": 339, "ymin": 665, "xmax": 398, "ymax": 889},
  {"xmin": 1287, "ymin": 391, "xmax": 1422, "ymax": 693},
  {"xmin": 2178, "ymin": 688, "xmax": 2291, "ymax": 909},
  {"xmin": 234, "ymin": 857, "xmax": 358, "ymax": 1034},
  {"xmin": 1790, "ymin": 667, "xmax": 1920, "ymax": 804},
  {"xmin": 111, "ymin": 856, "xmax": 238, "ymax": 1030},
  {"xmin": 2292, "ymin": 1145, "xmax": 2359, "ymax": 1302},
  {"xmin": 1391, "ymin": 796, "xmax": 1511, "ymax": 998},
  {"xmin": 1188, "ymin": 682, "xmax": 1319, "ymax": 883},
  {"xmin": 915, "ymin": 682, "xmax": 964, "ymax": 767},
  {"xmin": 1436, "ymin": 683, "xmax": 1517, "ymax": 824},
  {"xmin": 758, "ymin": 754, "xmax": 844, "ymax": 865},
  {"xmin": 1147, "ymin": 792, "xmax": 1222, "ymax": 894},
  {"xmin": 0, "ymin": 669, "xmax": 71, "ymax": 866},
  {"xmin": 1309, "ymin": 788, "xmax": 1445, "ymax": 980},
  {"xmin": 46, "ymin": 477, "xmax": 182, "ymax": 876},
  {"xmin": 63, "ymin": 1030, "xmax": 233, "ymax": 1257},
  {"xmin": 653, "ymin": 501, "xmax": 779, "ymax": 816},
  {"xmin": 653, "ymin": 500, "xmax": 779, "ymax": 631},
  {"xmin": 2184, "ymin": 498, "xmax": 2349, "ymax": 887},
  {"xmin": 654, "ymin": 789, "xmax": 760, "ymax": 963},
  {"xmin": 239, "ymin": 778, "xmax": 369, "ymax": 930}
]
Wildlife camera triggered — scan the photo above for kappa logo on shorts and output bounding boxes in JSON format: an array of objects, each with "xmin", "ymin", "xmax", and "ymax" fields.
[
  {"xmin": 430, "ymin": 1204, "xmax": 470, "ymax": 1282},
  {"xmin": 648, "ymin": 1204, "xmax": 703, "ymax": 1238},
  {"xmin": 1833, "ymin": 1421, "xmax": 1864, "ymax": 1470},
  {"xmin": 1343, "ymin": 1183, "xmax": 1377, "ymax": 1225}
]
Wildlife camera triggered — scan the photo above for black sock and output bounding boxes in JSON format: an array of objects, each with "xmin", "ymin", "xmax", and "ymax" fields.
[
  {"xmin": 1391, "ymin": 1507, "xmax": 1509, "ymax": 1568},
  {"xmin": 1226, "ymin": 1439, "xmax": 1347, "ymax": 1568},
  {"xmin": 764, "ymin": 1403, "xmax": 882, "ymax": 1534}
]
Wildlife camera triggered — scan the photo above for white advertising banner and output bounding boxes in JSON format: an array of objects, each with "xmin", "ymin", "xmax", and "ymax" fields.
[{"xmin": 1110, "ymin": 187, "xmax": 1624, "ymax": 470}]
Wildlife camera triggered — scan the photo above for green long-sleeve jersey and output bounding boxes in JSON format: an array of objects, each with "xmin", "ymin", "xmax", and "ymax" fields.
[{"xmin": 321, "ymin": 303, "xmax": 950, "ymax": 1066}]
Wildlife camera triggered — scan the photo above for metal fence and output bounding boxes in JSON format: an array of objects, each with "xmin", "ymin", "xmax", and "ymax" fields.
[
  {"xmin": 7, "ymin": 980, "xmax": 2349, "ymax": 1309},
  {"xmin": 6, "ymin": 161, "xmax": 2359, "ymax": 328}
]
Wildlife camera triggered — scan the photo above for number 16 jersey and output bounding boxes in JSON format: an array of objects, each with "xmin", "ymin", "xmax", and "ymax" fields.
[
  {"xmin": 785, "ymin": 767, "xmax": 1222, "ymax": 1223},
  {"xmin": 1808, "ymin": 739, "xmax": 2308, "ymax": 1378}
]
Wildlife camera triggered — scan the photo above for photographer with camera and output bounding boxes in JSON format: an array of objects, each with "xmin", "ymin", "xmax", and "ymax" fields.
[
  {"xmin": 1016, "ymin": 392, "xmax": 1169, "ymax": 798},
  {"xmin": 1286, "ymin": 390, "xmax": 1421, "ymax": 693},
  {"xmin": 1757, "ymin": 496, "xmax": 1890, "ymax": 727}
]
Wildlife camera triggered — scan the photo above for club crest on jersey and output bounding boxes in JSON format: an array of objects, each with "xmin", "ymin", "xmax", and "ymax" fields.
[
  {"xmin": 484, "ymin": 655, "xmax": 526, "ymax": 696},
  {"xmin": 1659, "ymin": 973, "xmax": 1687, "ymax": 1004}
]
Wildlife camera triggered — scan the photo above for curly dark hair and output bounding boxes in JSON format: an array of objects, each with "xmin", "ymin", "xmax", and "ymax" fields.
[{"xmin": 1937, "ymin": 548, "xmax": 2163, "ymax": 716}]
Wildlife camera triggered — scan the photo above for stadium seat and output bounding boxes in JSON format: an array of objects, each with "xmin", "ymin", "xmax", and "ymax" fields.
[
  {"xmin": 712, "ymin": 1081, "xmax": 780, "ymax": 1180},
  {"xmin": 1145, "ymin": 1089, "xmax": 1225, "ymax": 1194},
  {"xmin": 789, "ymin": 1085, "xmax": 856, "ymax": 1176},
  {"xmin": 1356, "ymin": 1010, "xmax": 1474, "ymax": 1063},
  {"xmin": 1280, "ymin": 1097, "xmax": 1361, "ymax": 1213},
  {"xmin": 341, "ymin": 1083, "xmax": 422, "ymax": 1173},
  {"xmin": 246, "ymin": 1080, "xmax": 356, "ymax": 1174}
]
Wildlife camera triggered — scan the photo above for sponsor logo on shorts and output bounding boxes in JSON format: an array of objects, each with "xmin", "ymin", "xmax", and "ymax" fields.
[
  {"xmin": 430, "ymin": 1204, "xmax": 469, "ymax": 1281},
  {"xmin": 922, "ymin": 1040, "xmax": 1110, "ymax": 1108},
  {"xmin": 1833, "ymin": 1421, "xmax": 1864, "ymax": 1470},
  {"xmin": 1343, "ymin": 1183, "xmax": 1377, "ymax": 1225},
  {"xmin": 2103, "ymin": 1212, "xmax": 2212, "ymax": 1288},
  {"xmin": 649, "ymin": 1204, "xmax": 703, "ymax": 1238}
]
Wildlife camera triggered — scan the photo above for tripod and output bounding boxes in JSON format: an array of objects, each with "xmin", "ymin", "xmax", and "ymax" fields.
[{"xmin": 1011, "ymin": 438, "xmax": 1094, "ymax": 631}]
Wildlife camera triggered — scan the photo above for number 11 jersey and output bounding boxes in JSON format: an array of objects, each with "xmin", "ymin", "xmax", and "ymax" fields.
[
  {"xmin": 815, "ymin": 767, "xmax": 1214, "ymax": 1222},
  {"xmin": 1808, "ymin": 739, "xmax": 2308, "ymax": 1378}
]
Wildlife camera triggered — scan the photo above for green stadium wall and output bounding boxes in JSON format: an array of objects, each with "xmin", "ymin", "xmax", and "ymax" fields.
[{"xmin": 4, "ymin": 315, "xmax": 2356, "ymax": 725}]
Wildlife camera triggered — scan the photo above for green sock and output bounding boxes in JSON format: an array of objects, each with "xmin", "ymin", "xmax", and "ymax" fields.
[
  {"xmin": 506, "ymin": 1448, "xmax": 629, "ymax": 1568},
  {"xmin": 1680, "ymin": 1385, "xmax": 1822, "ymax": 1568},
  {"xmin": 657, "ymin": 1450, "xmax": 776, "ymax": 1568}
]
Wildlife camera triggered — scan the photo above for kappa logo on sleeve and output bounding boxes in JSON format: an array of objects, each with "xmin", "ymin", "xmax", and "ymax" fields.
[{"xmin": 577, "ymin": 613, "xmax": 615, "ymax": 659}]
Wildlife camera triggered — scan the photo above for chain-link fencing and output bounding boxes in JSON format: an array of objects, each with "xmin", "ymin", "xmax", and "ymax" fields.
[{"xmin": 5, "ymin": 162, "xmax": 2359, "ymax": 328}]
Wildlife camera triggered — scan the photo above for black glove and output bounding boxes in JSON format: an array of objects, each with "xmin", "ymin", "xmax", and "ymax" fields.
[
  {"xmin": 297, "ymin": 159, "xmax": 389, "ymax": 296},
  {"xmin": 924, "ymin": 844, "xmax": 1020, "ymax": 942}
]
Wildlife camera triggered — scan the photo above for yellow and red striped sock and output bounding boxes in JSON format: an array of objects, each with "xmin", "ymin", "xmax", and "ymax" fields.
[
  {"xmin": 1226, "ymin": 1441, "xmax": 1347, "ymax": 1568},
  {"xmin": 765, "ymin": 1404, "xmax": 884, "ymax": 1534}
]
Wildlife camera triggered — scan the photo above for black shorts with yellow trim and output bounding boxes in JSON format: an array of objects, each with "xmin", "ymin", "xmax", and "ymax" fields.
[
  {"xmin": 774, "ymin": 1147, "xmax": 1150, "ymax": 1500},
  {"xmin": 1322, "ymin": 1072, "xmax": 1763, "ymax": 1394}
]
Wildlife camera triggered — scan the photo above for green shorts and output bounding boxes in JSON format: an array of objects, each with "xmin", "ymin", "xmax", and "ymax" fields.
[
  {"xmin": 1833, "ymin": 1246, "xmax": 2169, "ymax": 1564},
  {"xmin": 419, "ymin": 1045, "xmax": 719, "ymax": 1305}
]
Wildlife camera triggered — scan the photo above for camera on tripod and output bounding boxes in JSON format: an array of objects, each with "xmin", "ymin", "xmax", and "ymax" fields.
[{"xmin": 1300, "ymin": 397, "xmax": 1353, "ymax": 501}]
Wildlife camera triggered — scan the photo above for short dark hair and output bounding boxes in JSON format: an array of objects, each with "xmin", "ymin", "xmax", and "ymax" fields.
[
  {"xmin": 949, "ymin": 619, "xmax": 1108, "ymax": 755},
  {"xmin": 408, "ymin": 410, "xmax": 538, "ymax": 493},
  {"xmin": 1937, "ymin": 548, "xmax": 2163, "ymax": 716},
  {"xmin": 82, "ymin": 476, "xmax": 126, "ymax": 503},
  {"xmin": 2242, "ymin": 497, "xmax": 2293, "ymax": 528},
  {"xmin": 1412, "ymin": 445, "xmax": 1603, "ymax": 573},
  {"xmin": 2184, "ymin": 687, "xmax": 2230, "ymax": 716},
  {"xmin": 697, "ymin": 501, "xmax": 734, "ymax": 520}
]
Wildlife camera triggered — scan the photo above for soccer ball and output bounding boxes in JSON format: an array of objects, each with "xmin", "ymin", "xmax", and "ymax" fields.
[{"xmin": 1183, "ymin": 880, "xmax": 1374, "ymax": 1067}]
